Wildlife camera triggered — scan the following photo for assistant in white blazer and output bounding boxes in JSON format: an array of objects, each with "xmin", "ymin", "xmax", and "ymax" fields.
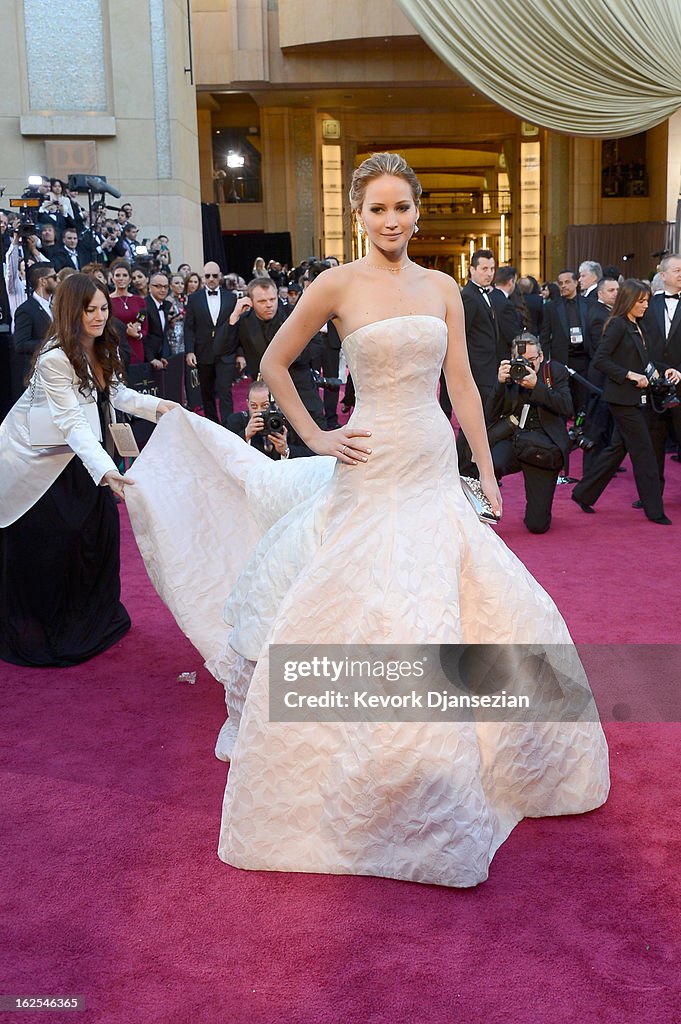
[
  {"xmin": 0, "ymin": 291, "xmax": 177, "ymax": 527},
  {"xmin": 0, "ymin": 273, "xmax": 178, "ymax": 668}
]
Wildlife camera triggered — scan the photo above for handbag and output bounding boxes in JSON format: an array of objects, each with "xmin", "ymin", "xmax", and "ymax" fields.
[
  {"xmin": 28, "ymin": 353, "xmax": 102, "ymax": 448},
  {"xmin": 29, "ymin": 402, "xmax": 101, "ymax": 447},
  {"xmin": 512, "ymin": 429, "xmax": 563, "ymax": 470},
  {"xmin": 461, "ymin": 476, "xmax": 500, "ymax": 525}
]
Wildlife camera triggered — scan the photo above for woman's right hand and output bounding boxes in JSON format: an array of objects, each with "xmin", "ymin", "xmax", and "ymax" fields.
[
  {"xmin": 308, "ymin": 427, "xmax": 372, "ymax": 464},
  {"xmin": 103, "ymin": 471, "xmax": 134, "ymax": 501},
  {"xmin": 126, "ymin": 322, "xmax": 142, "ymax": 339},
  {"xmin": 627, "ymin": 372, "xmax": 648, "ymax": 389}
]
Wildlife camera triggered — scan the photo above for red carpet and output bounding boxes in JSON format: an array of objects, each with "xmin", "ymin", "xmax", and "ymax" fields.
[{"xmin": 2, "ymin": 443, "xmax": 681, "ymax": 1023}]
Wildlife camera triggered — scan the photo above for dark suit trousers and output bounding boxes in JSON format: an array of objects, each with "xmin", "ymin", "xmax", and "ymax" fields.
[
  {"xmin": 573, "ymin": 404, "xmax": 663, "ymax": 519},
  {"xmin": 197, "ymin": 361, "xmax": 234, "ymax": 424},
  {"xmin": 439, "ymin": 372, "xmax": 452, "ymax": 421},
  {"xmin": 567, "ymin": 354, "xmax": 591, "ymax": 417},
  {"xmin": 456, "ymin": 386, "xmax": 492, "ymax": 477},
  {"xmin": 321, "ymin": 342, "xmax": 340, "ymax": 428},
  {"xmin": 492, "ymin": 438, "xmax": 558, "ymax": 534},
  {"xmin": 648, "ymin": 403, "xmax": 681, "ymax": 493}
]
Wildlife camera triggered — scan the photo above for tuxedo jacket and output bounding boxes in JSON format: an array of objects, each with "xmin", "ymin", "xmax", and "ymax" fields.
[
  {"xmin": 231, "ymin": 307, "xmax": 286, "ymax": 378},
  {"xmin": 461, "ymin": 281, "xmax": 500, "ymax": 395},
  {"xmin": 51, "ymin": 242, "xmax": 94, "ymax": 273},
  {"xmin": 592, "ymin": 316, "xmax": 658, "ymax": 406},
  {"xmin": 486, "ymin": 359, "xmax": 573, "ymax": 469},
  {"xmin": 184, "ymin": 288, "xmax": 237, "ymax": 365},
  {"xmin": 523, "ymin": 292, "xmax": 544, "ymax": 336},
  {"xmin": 584, "ymin": 301, "xmax": 612, "ymax": 387},
  {"xmin": 144, "ymin": 295, "xmax": 172, "ymax": 362},
  {"xmin": 539, "ymin": 295, "xmax": 589, "ymax": 364},
  {"xmin": 12, "ymin": 296, "xmax": 52, "ymax": 357},
  {"xmin": 490, "ymin": 289, "xmax": 524, "ymax": 358},
  {"xmin": 642, "ymin": 294, "xmax": 681, "ymax": 371}
]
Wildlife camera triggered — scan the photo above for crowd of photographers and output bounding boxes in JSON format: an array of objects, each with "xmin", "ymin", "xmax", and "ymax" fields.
[{"xmin": 1, "ymin": 186, "xmax": 679, "ymax": 527}]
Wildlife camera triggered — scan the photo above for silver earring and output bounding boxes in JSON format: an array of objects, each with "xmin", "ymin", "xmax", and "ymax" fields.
[{"xmin": 413, "ymin": 223, "xmax": 419, "ymax": 234}]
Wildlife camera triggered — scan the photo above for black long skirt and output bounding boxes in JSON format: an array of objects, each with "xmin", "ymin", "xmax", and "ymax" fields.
[{"xmin": 0, "ymin": 455, "xmax": 130, "ymax": 667}]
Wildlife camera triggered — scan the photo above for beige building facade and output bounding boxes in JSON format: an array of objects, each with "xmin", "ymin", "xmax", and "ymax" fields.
[
  {"xmin": 1, "ymin": 0, "xmax": 203, "ymax": 268},
  {"xmin": 192, "ymin": 0, "xmax": 681, "ymax": 280},
  {"xmin": 2, "ymin": 0, "xmax": 680, "ymax": 280}
]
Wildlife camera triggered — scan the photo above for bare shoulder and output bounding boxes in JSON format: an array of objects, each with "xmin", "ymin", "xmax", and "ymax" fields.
[{"xmin": 422, "ymin": 267, "xmax": 460, "ymax": 297}]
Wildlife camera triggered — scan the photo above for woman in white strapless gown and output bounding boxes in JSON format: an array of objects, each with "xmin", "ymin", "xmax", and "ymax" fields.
[{"xmin": 126, "ymin": 154, "xmax": 609, "ymax": 887}]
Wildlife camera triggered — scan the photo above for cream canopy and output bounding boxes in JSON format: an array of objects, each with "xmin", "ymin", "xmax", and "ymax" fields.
[{"xmin": 396, "ymin": 0, "xmax": 681, "ymax": 137}]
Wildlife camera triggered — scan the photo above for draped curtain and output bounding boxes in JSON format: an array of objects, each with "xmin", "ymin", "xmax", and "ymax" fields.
[
  {"xmin": 566, "ymin": 222, "xmax": 675, "ymax": 281},
  {"xmin": 395, "ymin": 0, "xmax": 681, "ymax": 137}
]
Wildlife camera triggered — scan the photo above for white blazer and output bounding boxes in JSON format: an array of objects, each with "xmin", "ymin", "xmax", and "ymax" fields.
[{"xmin": 0, "ymin": 346, "xmax": 162, "ymax": 526}]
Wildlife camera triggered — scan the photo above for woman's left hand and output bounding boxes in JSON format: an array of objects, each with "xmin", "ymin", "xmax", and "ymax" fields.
[
  {"xmin": 479, "ymin": 470, "xmax": 503, "ymax": 520},
  {"xmin": 157, "ymin": 401, "xmax": 181, "ymax": 417},
  {"xmin": 665, "ymin": 368, "xmax": 681, "ymax": 386}
]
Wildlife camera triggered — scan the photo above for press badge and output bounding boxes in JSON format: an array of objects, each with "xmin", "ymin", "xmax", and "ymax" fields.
[{"xmin": 569, "ymin": 327, "xmax": 583, "ymax": 346}]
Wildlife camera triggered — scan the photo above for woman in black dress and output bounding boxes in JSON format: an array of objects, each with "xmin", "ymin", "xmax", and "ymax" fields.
[
  {"xmin": 0, "ymin": 273, "xmax": 177, "ymax": 667},
  {"xmin": 571, "ymin": 279, "xmax": 681, "ymax": 523}
]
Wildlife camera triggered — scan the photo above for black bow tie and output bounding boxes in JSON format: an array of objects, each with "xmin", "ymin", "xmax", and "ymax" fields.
[
  {"xmin": 207, "ymin": 290, "xmax": 219, "ymax": 296},
  {"xmin": 665, "ymin": 293, "xmax": 680, "ymax": 300}
]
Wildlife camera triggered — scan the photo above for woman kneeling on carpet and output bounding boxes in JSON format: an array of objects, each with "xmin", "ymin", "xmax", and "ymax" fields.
[{"xmin": 0, "ymin": 272, "xmax": 178, "ymax": 668}]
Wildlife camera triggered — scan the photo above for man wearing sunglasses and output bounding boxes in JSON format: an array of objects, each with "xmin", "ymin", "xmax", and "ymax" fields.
[
  {"xmin": 184, "ymin": 261, "xmax": 238, "ymax": 424},
  {"xmin": 11, "ymin": 262, "xmax": 58, "ymax": 397}
]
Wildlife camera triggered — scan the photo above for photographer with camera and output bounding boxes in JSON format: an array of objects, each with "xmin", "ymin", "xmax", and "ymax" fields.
[
  {"xmin": 225, "ymin": 277, "xmax": 325, "ymax": 429},
  {"xmin": 4, "ymin": 222, "xmax": 50, "ymax": 318},
  {"xmin": 572, "ymin": 280, "xmax": 676, "ymax": 524},
  {"xmin": 486, "ymin": 333, "xmax": 573, "ymax": 533},
  {"xmin": 226, "ymin": 381, "xmax": 311, "ymax": 459}
]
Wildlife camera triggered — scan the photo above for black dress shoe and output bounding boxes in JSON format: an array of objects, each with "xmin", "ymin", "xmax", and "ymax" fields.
[
  {"xmin": 650, "ymin": 515, "xmax": 672, "ymax": 525},
  {"xmin": 572, "ymin": 495, "xmax": 595, "ymax": 514},
  {"xmin": 632, "ymin": 500, "xmax": 644, "ymax": 509}
]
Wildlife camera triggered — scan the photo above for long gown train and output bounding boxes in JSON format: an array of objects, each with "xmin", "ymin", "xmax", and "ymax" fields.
[{"xmin": 127, "ymin": 315, "xmax": 609, "ymax": 887}]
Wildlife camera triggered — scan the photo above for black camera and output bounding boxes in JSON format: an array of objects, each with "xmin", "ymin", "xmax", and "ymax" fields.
[
  {"xmin": 568, "ymin": 413, "xmax": 596, "ymax": 451},
  {"xmin": 509, "ymin": 357, "xmax": 531, "ymax": 382},
  {"xmin": 260, "ymin": 401, "xmax": 285, "ymax": 435},
  {"xmin": 647, "ymin": 374, "xmax": 680, "ymax": 413},
  {"xmin": 312, "ymin": 368, "xmax": 343, "ymax": 392}
]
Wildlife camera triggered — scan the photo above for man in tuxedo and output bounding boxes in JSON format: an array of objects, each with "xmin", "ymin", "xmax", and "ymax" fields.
[
  {"xmin": 491, "ymin": 266, "xmax": 524, "ymax": 359},
  {"xmin": 226, "ymin": 277, "xmax": 325, "ymax": 428},
  {"xmin": 50, "ymin": 227, "xmax": 94, "ymax": 272},
  {"xmin": 486, "ymin": 335, "xmax": 573, "ymax": 533},
  {"xmin": 642, "ymin": 253, "xmax": 681, "ymax": 490},
  {"xmin": 540, "ymin": 269, "xmax": 590, "ymax": 417},
  {"xmin": 578, "ymin": 261, "xmax": 603, "ymax": 304},
  {"xmin": 184, "ymin": 262, "xmax": 237, "ymax": 424},
  {"xmin": 455, "ymin": 248, "xmax": 499, "ymax": 474},
  {"xmin": 144, "ymin": 273, "xmax": 172, "ymax": 366},
  {"xmin": 11, "ymin": 262, "xmax": 57, "ymax": 393}
]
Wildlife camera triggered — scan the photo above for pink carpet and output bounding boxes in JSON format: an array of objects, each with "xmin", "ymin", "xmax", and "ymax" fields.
[{"xmin": 2, "ymin": 440, "xmax": 681, "ymax": 1023}]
